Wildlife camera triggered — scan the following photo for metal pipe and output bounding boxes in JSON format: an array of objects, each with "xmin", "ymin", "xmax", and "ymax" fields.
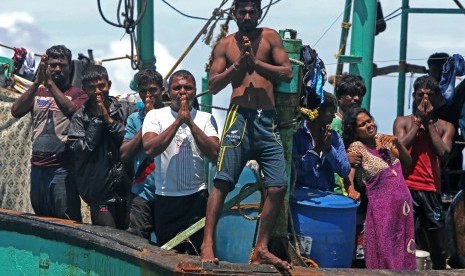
[
  {"xmin": 397, "ymin": 0, "xmax": 409, "ymax": 116},
  {"xmin": 136, "ymin": 0, "xmax": 156, "ymax": 70},
  {"xmin": 406, "ymin": 8, "xmax": 465, "ymax": 14},
  {"xmin": 349, "ymin": 0, "xmax": 377, "ymax": 111}
]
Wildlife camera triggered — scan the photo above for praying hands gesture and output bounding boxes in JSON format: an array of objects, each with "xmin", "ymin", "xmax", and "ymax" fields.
[
  {"xmin": 95, "ymin": 94, "xmax": 113, "ymax": 125},
  {"xmin": 36, "ymin": 54, "xmax": 49, "ymax": 86},
  {"xmin": 243, "ymin": 36, "xmax": 256, "ymax": 70},
  {"xmin": 313, "ymin": 124, "xmax": 332, "ymax": 154},
  {"xmin": 145, "ymin": 93, "xmax": 155, "ymax": 115},
  {"xmin": 176, "ymin": 95, "xmax": 192, "ymax": 127},
  {"xmin": 415, "ymin": 94, "xmax": 434, "ymax": 125}
]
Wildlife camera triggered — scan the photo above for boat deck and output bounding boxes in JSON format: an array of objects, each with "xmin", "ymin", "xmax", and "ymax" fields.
[{"xmin": 1, "ymin": 209, "xmax": 464, "ymax": 275}]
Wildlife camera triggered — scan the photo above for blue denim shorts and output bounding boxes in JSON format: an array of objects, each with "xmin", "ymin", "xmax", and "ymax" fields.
[{"xmin": 215, "ymin": 104, "xmax": 287, "ymax": 189}]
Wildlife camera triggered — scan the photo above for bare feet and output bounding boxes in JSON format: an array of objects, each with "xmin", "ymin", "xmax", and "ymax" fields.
[
  {"xmin": 251, "ymin": 248, "xmax": 292, "ymax": 270},
  {"xmin": 200, "ymin": 243, "xmax": 219, "ymax": 264}
]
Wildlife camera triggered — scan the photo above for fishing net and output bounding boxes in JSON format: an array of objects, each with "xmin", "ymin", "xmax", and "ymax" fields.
[
  {"xmin": 0, "ymin": 86, "xmax": 91, "ymax": 223},
  {"xmin": 0, "ymin": 87, "xmax": 33, "ymax": 213}
]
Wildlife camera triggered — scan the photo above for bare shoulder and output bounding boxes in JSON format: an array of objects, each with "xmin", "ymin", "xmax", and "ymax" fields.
[
  {"xmin": 393, "ymin": 115, "xmax": 411, "ymax": 129},
  {"xmin": 393, "ymin": 115, "xmax": 410, "ymax": 126},
  {"xmin": 215, "ymin": 34, "xmax": 235, "ymax": 51},
  {"xmin": 262, "ymin": 27, "xmax": 282, "ymax": 42}
]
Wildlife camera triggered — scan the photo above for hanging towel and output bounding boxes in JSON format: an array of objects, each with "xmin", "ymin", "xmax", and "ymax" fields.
[{"xmin": 439, "ymin": 54, "xmax": 465, "ymax": 104}]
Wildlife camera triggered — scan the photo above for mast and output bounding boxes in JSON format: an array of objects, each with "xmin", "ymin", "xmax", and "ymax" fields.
[
  {"xmin": 348, "ymin": 0, "xmax": 377, "ymax": 111},
  {"xmin": 137, "ymin": 0, "xmax": 156, "ymax": 70}
]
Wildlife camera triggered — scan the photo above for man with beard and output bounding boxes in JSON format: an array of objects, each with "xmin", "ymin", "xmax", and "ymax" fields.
[
  {"xmin": 11, "ymin": 45, "xmax": 87, "ymax": 221},
  {"xmin": 201, "ymin": 0, "xmax": 293, "ymax": 269},
  {"xmin": 68, "ymin": 65, "xmax": 131, "ymax": 228},
  {"xmin": 394, "ymin": 75, "xmax": 455, "ymax": 269},
  {"xmin": 121, "ymin": 69, "xmax": 164, "ymax": 240},
  {"xmin": 142, "ymin": 69, "xmax": 219, "ymax": 254}
]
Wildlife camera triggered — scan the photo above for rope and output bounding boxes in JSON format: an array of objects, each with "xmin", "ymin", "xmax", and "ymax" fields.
[
  {"xmin": 97, "ymin": 0, "xmax": 147, "ymax": 69},
  {"xmin": 289, "ymin": 58, "xmax": 304, "ymax": 66},
  {"xmin": 288, "ymin": 206, "xmax": 319, "ymax": 268},
  {"xmin": 198, "ymin": 103, "xmax": 229, "ymax": 111},
  {"xmin": 257, "ymin": 0, "xmax": 273, "ymax": 25},
  {"xmin": 203, "ymin": 17, "xmax": 221, "ymax": 46},
  {"xmin": 164, "ymin": 0, "xmax": 230, "ymax": 80},
  {"xmin": 161, "ymin": 0, "xmax": 231, "ymax": 21},
  {"xmin": 288, "ymin": 207, "xmax": 301, "ymax": 256},
  {"xmin": 313, "ymin": 1, "xmax": 352, "ymax": 48},
  {"xmin": 235, "ymin": 182, "xmax": 265, "ymax": 221},
  {"xmin": 407, "ymin": 72, "xmax": 414, "ymax": 109},
  {"xmin": 0, "ymin": 43, "xmax": 136, "ymax": 64},
  {"xmin": 0, "ymin": 43, "xmax": 42, "ymax": 57},
  {"xmin": 206, "ymin": 2, "xmax": 234, "ymax": 69}
]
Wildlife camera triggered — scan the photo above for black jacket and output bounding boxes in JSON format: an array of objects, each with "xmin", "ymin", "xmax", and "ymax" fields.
[{"xmin": 68, "ymin": 97, "xmax": 132, "ymax": 205}]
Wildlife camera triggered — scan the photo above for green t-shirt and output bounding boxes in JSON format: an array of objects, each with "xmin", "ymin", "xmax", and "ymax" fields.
[{"xmin": 331, "ymin": 115, "xmax": 347, "ymax": 195}]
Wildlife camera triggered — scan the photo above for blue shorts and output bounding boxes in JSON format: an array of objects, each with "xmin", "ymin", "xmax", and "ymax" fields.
[{"xmin": 215, "ymin": 104, "xmax": 287, "ymax": 189}]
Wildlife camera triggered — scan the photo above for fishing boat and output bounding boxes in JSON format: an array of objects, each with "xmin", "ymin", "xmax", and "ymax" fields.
[{"xmin": 2, "ymin": 0, "xmax": 465, "ymax": 275}]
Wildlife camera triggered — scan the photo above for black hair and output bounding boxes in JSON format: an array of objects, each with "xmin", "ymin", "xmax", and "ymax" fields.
[
  {"xmin": 168, "ymin": 69, "xmax": 196, "ymax": 89},
  {"xmin": 413, "ymin": 75, "xmax": 439, "ymax": 94},
  {"xmin": 46, "ymin": 45, "xmax": 72, "ymax": 65},
  {"xmin": 135, "ymin": 69, "xmax": 164, "ymax": 90},
  {"xmin": 81, "ymin": 64, "xmax": 109, "ymax": 87},
  {"xmin": 320, "ymin": 91, "xmax": 338, "ymax": 112},
  {"xmin": 427, "ymin": 52, "xmax": 449, "ymax": 68},
  {"xmin": 342, "ymin": 107, "xmax": 375, "ymax": 148},
  {"xmin": 334, "ymin": 73, "xmax": 366, "ymax": 100},
  {"xmin": 234, "ymin": 0, "xmax": 262, "ymax": 12}
]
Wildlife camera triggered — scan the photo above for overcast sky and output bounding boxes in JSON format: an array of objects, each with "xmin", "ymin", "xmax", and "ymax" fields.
[{"xmin": 1, "ymin": 0, "xmax": 465, "ymax": 134}]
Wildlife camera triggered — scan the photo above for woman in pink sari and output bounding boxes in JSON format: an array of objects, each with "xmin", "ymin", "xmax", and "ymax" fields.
[{"xmin": 343, "ymin": 107, "xmax": 416, "ymax": 270}]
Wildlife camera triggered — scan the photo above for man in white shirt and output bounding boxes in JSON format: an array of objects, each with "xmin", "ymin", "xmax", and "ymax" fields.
[{"xmin": 142, "ymin": 69, "xmax": 219, "ymax": 254}]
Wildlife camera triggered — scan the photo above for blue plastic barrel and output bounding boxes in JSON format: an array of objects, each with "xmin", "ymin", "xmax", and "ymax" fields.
[
  {"xmin": 210, "ymin": 165, "xmax": 261, "ymax": 263},
  {"xmin": 291, "ymin": 187, "xmax": 358, "ymax": 268}
]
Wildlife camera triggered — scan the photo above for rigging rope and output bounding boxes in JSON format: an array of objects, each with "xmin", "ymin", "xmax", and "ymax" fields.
[
  {"xmin": 258, "ymin": 0, "xmax": 273, "ymax": 25},
  {"xmin": 160, "ymin": 0, "xmax": 228, "ymax": 21},
  {"xmin": 312, "ymin": 1, "xmax": 351, "ymax": 48},
  {"xmin": 97, "ymin": 0, "xmax": 147, "ymax": 70},
  {"xmin": 164, "ymin": 0, "xmax": 230, "ymax": 80}
]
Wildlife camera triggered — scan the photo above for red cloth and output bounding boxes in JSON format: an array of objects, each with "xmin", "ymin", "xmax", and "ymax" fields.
[
  {"xmin": 12, "ymin": 47, "xmax": 27, "ymax": 73},
  {"xmin": 133, "ymin": 161, "xmax": 155, "ymax": 185},
  {"xmin": 402, "ymin": 128, "xmax": 441, "ymax": 193}
]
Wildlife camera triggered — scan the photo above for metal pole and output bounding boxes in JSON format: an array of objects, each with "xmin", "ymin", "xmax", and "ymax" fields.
[
  {"xmin": 201, "ymin": 71, "xmax": 212, "ymax": 114},
  {"xmin": 137, "ymin": 0, "xmax": 156, "ymax": 69},
  {"xmin": 349, "ymin": 0, "xmax": 377, "ymax": 111},
  {"xmin": 336, "ymin": 0, "xmax": 353, "ymax": 77},
  {"xmin": 397, "ymin": 0, "xmax": 409, "ymax": 116}
]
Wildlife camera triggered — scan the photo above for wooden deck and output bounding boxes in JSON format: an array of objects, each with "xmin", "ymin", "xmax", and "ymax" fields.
[{"xmin": 1, "ymin": 208, "xmax": 464, "ymax": 275}]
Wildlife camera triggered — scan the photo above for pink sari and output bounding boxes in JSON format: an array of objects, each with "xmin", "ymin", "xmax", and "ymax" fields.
[{"xmin": 348, "ymin": 141, "xmax": 416, "ymax": 270}]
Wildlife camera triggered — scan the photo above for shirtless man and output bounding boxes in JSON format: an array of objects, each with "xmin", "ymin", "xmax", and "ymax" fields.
[
  {"xmin": 201, "ymin": 0, "xmax": 292, "ymax": 269},
  {"xmin": 393, "ymin": 75, "xmax": 455, "ymax": 269}
]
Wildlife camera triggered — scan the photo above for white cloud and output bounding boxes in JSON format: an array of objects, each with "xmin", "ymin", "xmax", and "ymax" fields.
[
  {"xmin": 0, "ymin": 12, "xmax": 34, "ymax": 30},
  {"xmin": 100, "ymin": 39, "xmax": 179, "ymax": 96},
  {"xmin": 0, "ymin": 12, "xmax": 47, "ymax": 55}
]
